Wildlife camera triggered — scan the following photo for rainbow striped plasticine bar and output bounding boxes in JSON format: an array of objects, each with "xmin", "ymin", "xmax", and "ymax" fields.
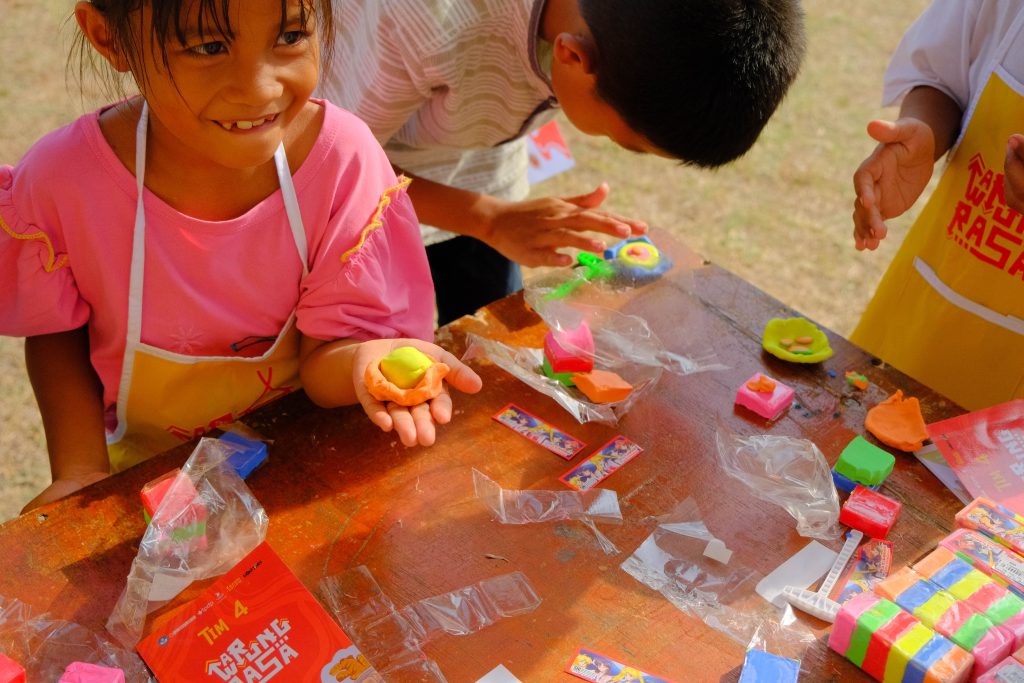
[
  {"xmin": 829, "ymin": 591, "xmax": 973, "ymax": 682},
  {"xmin": 940, "ymin": 529, "xmax": 1024, "ymax": 599},
  {"xmin": 976, "ymin": 656, "xmax": 1024, "ymax": 682},
  {"xmin": 914, "ymin": 547, "xmax": 1024, "ymax": 651},
  {"xmin": 875, "ymin": 566, "xmax": 1014, "ymax": 676},
  {"xmin": 957, "ymin": 498, "xmax": 1024, "ymax": 558}
]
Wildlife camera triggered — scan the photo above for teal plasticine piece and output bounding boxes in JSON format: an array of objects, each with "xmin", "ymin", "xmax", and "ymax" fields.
[{"xmin": 834, "ymin": 435, "xmax": 895, "ymax": 487}]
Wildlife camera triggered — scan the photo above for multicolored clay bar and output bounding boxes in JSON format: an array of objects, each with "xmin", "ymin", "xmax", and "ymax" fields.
[
  {"xmin": 874, "ymin": 566, "xmax": 1014, "ymax": 676},
  {"xmin": 829, "ymin": 591, "xmax": 973, "ymax": 682}
]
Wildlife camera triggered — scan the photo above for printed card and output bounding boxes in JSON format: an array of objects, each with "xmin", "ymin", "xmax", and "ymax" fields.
[
  {"xmin": 137, "ymin": 542, "xmax": 376, "ymax": 682},
  {"xmin": 560, "ymin": 435, "xmax": 642, "ymax": 491},
  {"xmin": 566, "ymin": 647, "xmax": 675, "ymax": 683},
  {"xmin": 832, "ymin": 539, "xmax": 893, "ymax": 604},
  {"xmin": 493, "ymin": 403, "xmax": 586, "ymax": 460}
]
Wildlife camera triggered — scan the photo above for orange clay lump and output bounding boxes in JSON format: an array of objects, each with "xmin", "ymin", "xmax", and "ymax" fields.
[
  {"xmin": 746, "ymin": 375, "xmax": 777, "ymax": 393},
  {"xmin": 572, "ymin": 369, "xmax": 634, "ymax": 403},
  {"xmin": 365, "ymin": 346, "xmax": 450, "ymax": 406},
  {"xmin": 864, "ymin": 390, "xmax": 929, "ymax": 451}
]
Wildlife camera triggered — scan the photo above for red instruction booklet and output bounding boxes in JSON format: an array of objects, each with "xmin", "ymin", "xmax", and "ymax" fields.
[
  {"xmin": 928, "ymin": 399, "xmax": 1024, "ymax": 513},
  {"xmin": 137, "ymin": 542, "xmax": 376, "ymax": 682}
]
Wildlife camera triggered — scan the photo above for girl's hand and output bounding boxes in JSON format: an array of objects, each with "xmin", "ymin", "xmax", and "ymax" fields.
[
  {"xmin": 22, "ymin": 471, "xmax": 110, "ymax": 514},
  {"xmin": 352, "ymin": 339, "xmax": 482, "ymax": 447},
  {"xmin": 480, "ymin": 183, "xmax": 648, "ymax": 267},
  {"xmin": 852, "ymin": 118, "xmax": 936, "ymax": 251},
  {"xmin": 1005, "ymin": 134, "xmax": 1024, "ymax": 213}
]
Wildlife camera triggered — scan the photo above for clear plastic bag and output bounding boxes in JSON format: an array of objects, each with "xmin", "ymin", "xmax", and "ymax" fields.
[
  {"xmin": 472, "ymin": 469, "xmax": 621, "ymax": 554},
  {"xmin": 320, "ymin": 566, "xmax": 542, "ymax": 682},
  {"xmin": 0, "ymin": 595, "xmax": 153, "ymax": 682},
  {"xmin": 106, "ymin": 438, "xmax": 269, "ymax": 648},
  {"xmin": 714, "ymin": 426, "xmax": 841, "ymax": 541},
  {"xmin": 464, "ymin": 298, "xmax": 723, "ymax": 426},
  {"xmin": 620, "ymin": 498, "xmax": 816, "ymax": 658}
]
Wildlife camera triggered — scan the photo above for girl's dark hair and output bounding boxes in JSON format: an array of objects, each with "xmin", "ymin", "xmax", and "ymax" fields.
[
  {"xmin": 73, "ymin": 0, "xmax": 334, "ymax": 97},
  {"xmin": 579, "ymin": 0, "xmax": 805, "ymax": 168}
]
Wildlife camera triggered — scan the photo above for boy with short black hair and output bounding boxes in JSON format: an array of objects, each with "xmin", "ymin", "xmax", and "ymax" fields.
[{"xmin": 320, "ymin": 0, "xmax": 806, "ymax": 324}]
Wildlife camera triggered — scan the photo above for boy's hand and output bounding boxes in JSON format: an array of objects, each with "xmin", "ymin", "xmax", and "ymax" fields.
[
  {"xmin": 352, "ymin": 339, "xmax": 482, "ymax": 447},
  {"xmin": 852, "ymin": 118, "xmax": 936, "ymax": 251},
  {"xmin": 22, "ymin": 471, "xmax": 110, "ymax": 514},
  {"xmin": 481, "ymin": 183, "xmax": 647, "ymax": 267},
  {"xmin": 1005, "ymin": 134, "xmax": 1024, "ymax": 213}
]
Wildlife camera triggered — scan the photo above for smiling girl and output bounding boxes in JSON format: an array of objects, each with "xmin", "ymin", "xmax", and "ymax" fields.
[{"xmin": 1, "ymin": 0, "xmax": 481, "ymax": 510}]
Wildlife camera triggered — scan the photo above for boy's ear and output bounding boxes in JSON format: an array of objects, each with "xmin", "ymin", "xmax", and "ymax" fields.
[
  {"xmin": 75, "ymin": 1, "xmax": 131, "ymax": 73},
  {"xmin": 553, "ymin": 32, "xmax": 596, "ymax": 76}
]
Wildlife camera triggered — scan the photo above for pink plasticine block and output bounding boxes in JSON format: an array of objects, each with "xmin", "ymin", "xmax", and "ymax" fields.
[
  {"xmin": 58, "ymin": 662, "xmax": 126, "ymax": 683},
  {"xmin": 0, "ymin": 654, "xmax": 25, "ymax": 683},
  {"xmin": 543, "ymin": 323, "xmax": 595, "ymax": 374},
  {"xmin": 830, "ymin": 591, "xmax": 880, "ymax": 655},
  {"xmin": 978, "ymin": 658, "xmax": 1024, "ymax": 682},
  {"xmin": 735, "ymin": 373, "xmax": 795, "ymax": 420}
]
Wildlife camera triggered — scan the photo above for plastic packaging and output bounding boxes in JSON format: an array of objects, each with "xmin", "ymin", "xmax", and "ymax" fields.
[
  {"xmin": 106, "ymin": 438, "xmax": 269, "ymax": 647},
  {"xmin": 714, "ymin": 426, "xmax": 841, "ymax": 541},
  {"xmin": 320, "ymin": 566, "xmax": 542, "ymax": 682},
  {"xmin": 472, "ymin": 469, "xmax": 621, "ymax": 554},
  {"xmin": 620, "ymin": 497, "xmax": 816, "ymax": 657},
  {"xmin": 0, "ymin": 596, "xmax": 152, "ymax": 683},
  {"xmin": 464, "ymin": 290, "xmax": 724, "ymax": 426}
]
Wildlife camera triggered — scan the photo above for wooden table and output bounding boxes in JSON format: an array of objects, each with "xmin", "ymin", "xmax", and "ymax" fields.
[{"xmin": 0, "ymin": 239, "xmax": 966, "ymax": 682}]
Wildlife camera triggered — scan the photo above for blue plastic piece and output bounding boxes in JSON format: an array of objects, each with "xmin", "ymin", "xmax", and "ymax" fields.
[
  {"xmin": 738, "ymin": 649, "xmax": 800, "ymax": 683},
  {"xmin": 219, "ymin": 432, "xmax": 267, "ymax": 479},
  {"xmin": 831, "ymin": 468, "xmax": 881, "ymax": 494}
]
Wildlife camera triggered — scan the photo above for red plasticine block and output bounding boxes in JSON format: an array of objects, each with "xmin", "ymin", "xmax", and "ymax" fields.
[
  {"xmin": 543, "ymin": 323, "xmax": 595, "ymax": 374},
  {"xmin": 58, "ymin": 662, "xmax": 125, "ymax": 683},
  {"xmin": 0, "ymin": 654, "xmax": 25, "ymax": 683},
  {"xmin": 840, "ymin": 486, "xmax": 902, "ymax": 539},
  {"xmin": 862, "ymin": 610, "xmax": 917, "ymax": 680}
]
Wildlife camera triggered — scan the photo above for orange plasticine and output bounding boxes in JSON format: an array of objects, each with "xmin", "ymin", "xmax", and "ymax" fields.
[
  {"xmin": 571, "ymin": 370, "xmax": 634, "ymax": 403},
  {"xmin": 864, "ymin": 390, "xmax": 929, "ymax": 451},
  {"xmin": 365, "ymin": 358, "xmax": 450, "ymax": 406},
  {"xmin": 746, "ymin": 376, "xmax": 777, "ymax": 393}
]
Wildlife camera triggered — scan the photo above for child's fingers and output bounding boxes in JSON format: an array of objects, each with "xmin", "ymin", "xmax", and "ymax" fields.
[
  {"xmin": 561, "ymin": 182, "xmax": 610, "ymax": 209},
  {"xmin": 354, "ymin": 381, "xmax": 394, "ymax": 432},
  {"xmin": 442, "ymin": 361, "xmax": 483, "ymax": 395},
  {"xmin": 388, "ymin": 404, "xmax": 419, "ymax": 447},
  {"xmin": 410, "ymin": 403, "xmax": 437, "ymax": 446},
  {"xmin": 429, "ymin": 390, "xmax": 454, "ymax": 425},
  {"xmin": 866, "ymin": 119, "xmax": 906, "ymax": 145}
]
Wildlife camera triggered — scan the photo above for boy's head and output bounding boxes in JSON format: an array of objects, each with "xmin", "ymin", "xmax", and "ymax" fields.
[{"xmin": 550, "ymin": 0, "xmax": 806, "ymax": 167}]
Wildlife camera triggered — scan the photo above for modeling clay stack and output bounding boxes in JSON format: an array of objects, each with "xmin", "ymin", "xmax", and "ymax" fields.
[
  {"xmin": 874, "ymin": 566, "xmax": 1013, "ymax": 676},
  {"xmin": 829, "ymin": 591, "xmax": 973, "ymax": 682},
  {"xmin": 540, "ymin": 321, "xmax": 634, "ymax": 403},
  {"xmin": 913, "ymin": 547, "xmax": 1024, "ymax": 649}
]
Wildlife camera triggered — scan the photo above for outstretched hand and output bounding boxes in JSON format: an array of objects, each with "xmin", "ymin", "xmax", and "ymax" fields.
[
  {"xmin": 852, "ymin": 118, "xmax": 936, "ymax": 251},
  {"xmin": 482, "ymin": 182, "xmax": 647, "ymax": 267},
  {"xmin": 352, "ymin": 339, "xmax": 482, "ymax": 447},
  {"xmin": 1005, "ymin": 134, "xmax": 1024, "ymax": 213}
]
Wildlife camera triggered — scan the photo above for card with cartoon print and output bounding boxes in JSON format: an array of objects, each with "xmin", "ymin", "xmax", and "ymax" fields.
[
  {"xmin": 566, "ymin": 647, "xmax": 674, "ymax": 683},
  {"xmin": 492, "ymin": 403, "xmax": 586, "ymax": 460},
  {"xmin": 559, "ymin": 435, "xmax": 642, "ymax": 491}
]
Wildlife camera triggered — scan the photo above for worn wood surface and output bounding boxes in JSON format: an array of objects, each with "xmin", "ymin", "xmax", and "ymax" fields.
[{"xmin": 0, "ymin": 244, "xmax": 965, "ymax": 682}]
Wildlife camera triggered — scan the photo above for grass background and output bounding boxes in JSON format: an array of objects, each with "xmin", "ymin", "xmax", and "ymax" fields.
[{"xmin": 0, "ymin": 0, "xmax": 931, "ymax": 520}]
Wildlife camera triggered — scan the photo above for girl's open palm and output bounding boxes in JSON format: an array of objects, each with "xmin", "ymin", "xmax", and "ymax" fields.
[
  {"xmin": 352, "ymin": 339, "xmax": 482, "ymax": 448},
  {"xmin": 852, "ymin": 118, "xmax": 936, "ymax": 251}
]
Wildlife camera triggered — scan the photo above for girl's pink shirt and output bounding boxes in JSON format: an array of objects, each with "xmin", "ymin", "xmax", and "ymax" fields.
[{"xmin": 0, "ymin": 100, "xmax": 435, "ymax": 420}]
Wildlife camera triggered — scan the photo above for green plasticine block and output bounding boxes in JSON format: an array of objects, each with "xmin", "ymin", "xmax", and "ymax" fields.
[
  {"xmin": 847, "ymin": 599, "xmax": 902, "ymax": 667},
  {"xmin": 834, "ymin": 436, "xmax": 895, "ymax": 487},
  {"xmin": 541, "ymin": 356, "xmax": 575, "ymax": 387},
  {"xmin": 987, "ymin": 594, "xmax": 1024, "ymax": 624},
  {"xmin": 950, "ymin": 613, "xmax": 991, "ymax": 651}
]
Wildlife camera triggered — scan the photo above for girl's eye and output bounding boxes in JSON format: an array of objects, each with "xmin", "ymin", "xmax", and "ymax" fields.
[
  {"xmin": 279, "ymin": 30, "xmax": 307, "ymax": 46},
  {"xmin": 187, "ymin": 40, "xmax": 227, "ymax": 56}
]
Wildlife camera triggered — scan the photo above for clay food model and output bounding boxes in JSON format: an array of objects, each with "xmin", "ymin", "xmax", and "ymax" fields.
[{"xmin": 365, "ymin": 346, "xmax": 450, "ymax": 406}]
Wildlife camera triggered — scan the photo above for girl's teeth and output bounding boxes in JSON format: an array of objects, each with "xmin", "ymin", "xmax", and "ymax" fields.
[{"xmin": 225, "ymin": 117, "xmax": 268, "ymax": 131}]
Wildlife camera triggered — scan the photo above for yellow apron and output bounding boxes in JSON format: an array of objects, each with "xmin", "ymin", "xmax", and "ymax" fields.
[
  {"xmin": 852, "ymin": 15, "xmax": 1024, "ymax": 411},
  {"xmin": 107, "ymin": 102, "xmax": 307, "ymax": 471}
]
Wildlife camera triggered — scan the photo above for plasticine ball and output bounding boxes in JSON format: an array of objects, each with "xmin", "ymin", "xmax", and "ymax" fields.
[{"xmin": 379, "ymin": 346, "xmax": 434, "ymax": 389}]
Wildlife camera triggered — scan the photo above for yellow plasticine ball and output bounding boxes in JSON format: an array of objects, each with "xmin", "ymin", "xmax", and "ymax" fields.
[
  {"xmin": 379, "ymin": 346, "xmax": 434, "ymax": 389},
  {"xmin": 618, "ymin": 242, "xmax": 661, "ymax": 269}
]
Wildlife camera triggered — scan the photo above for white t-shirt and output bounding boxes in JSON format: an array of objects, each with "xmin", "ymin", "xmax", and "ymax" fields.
[
  {"xmin": 318, "ymin": 0, "xmax": 558, "ymax": 245},
  {"xmin": 883, "ymin": 0, "xmax": 1024, "ymax": 110}
]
